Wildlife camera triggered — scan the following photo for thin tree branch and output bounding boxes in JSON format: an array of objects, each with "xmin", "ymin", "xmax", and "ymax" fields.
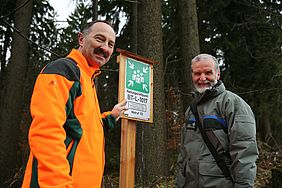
[
  {"xmin": 0, "ymin": 0, "xmax": 31, "ymax": 19},
  {"xmin": 2, "ymin": 18, "xmax": 60, "ymax": 57}
]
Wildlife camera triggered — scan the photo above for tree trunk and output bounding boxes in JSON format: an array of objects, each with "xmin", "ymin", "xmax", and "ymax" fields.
[
  {"xmin": 0, "ymin": 26, "xmax": 12, "ymax": 114},
  {"xmin": 272, "ymin": 166, "xmax": 282, "ymax": 188},
  {"xmin": 0, "ymin": 26, "xmax": 11, "ymax": 80},
  {"xmin": 260, "ymin": 106, "xmax": 274, "ymax": 145},
  {"xmin": 92, "ymin": 0, "xmax": 98, "ymax": 20},
  {"xmin": 0, "ymin": 0, "xmax": 33, "ymax": 185},
  {"xmin": 136, "ymin": 0, "xmax": 168, "ymax": 185},
  {"xmin": 93, "ymin": 0, "xmax": 99, "ymax": 94},
  {"xmin": 130, "ymin": 1, "xmax": 137, "ymax": 53},
  {"xmin": 177, "ymin": 0, "xmax": 200, "ymax": 110}
]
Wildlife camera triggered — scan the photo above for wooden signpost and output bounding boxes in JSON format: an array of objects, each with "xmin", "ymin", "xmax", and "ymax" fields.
[{"xmin": 116, "ymin": 48, "xmax": 156, "ymax": 188}]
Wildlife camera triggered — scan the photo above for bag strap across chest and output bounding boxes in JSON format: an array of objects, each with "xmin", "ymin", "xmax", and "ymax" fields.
[{"xmin": 190, "ymin": 102, "xmax": 233, "ymax": 181}]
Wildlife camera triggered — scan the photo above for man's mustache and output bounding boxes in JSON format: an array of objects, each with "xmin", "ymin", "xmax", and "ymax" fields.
[{"xmin": 94, "ymin": 48, "xmax": 107, "ymax": 58}]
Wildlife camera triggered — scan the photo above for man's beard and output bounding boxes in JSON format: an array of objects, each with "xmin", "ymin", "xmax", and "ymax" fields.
[{"xmin": 194, "ymin": 79, "xmax": 217, "ymax": 93}]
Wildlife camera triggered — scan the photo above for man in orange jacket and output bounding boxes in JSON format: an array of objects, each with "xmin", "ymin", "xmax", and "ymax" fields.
[{"xmin": 22, "ymin": 20, "xmax": 127, "ymax": 188}]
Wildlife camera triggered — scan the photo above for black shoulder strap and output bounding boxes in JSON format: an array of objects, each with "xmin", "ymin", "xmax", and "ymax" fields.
[{"xmin": 190, "ymin": 102, "xmax": 233, "ymax": 180}]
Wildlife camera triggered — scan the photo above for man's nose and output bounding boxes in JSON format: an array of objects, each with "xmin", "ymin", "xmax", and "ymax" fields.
[
  {"xmin": 199, "ymin": 74, "xmax": 206, "ymax": 81},
  {"xmin": 100, "ymin": 44, "xmax": 110, "ymax": 53}
]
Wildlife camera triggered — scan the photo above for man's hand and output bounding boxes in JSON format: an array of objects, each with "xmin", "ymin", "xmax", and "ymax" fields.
[{"xmin": 111, "ymin": 99, "xmax": 128, "ymax": 121}]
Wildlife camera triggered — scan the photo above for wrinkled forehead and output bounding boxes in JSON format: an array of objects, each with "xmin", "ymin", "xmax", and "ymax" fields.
[
  {"xmin": 191, "ymin": 60, "xmax": 219, "ymax": 74},
  {"xmin": 192, "ymin": 58, "xmax": 219, "ymax": 72},
  {"xmin": 89, "ymin": 22, "xmax": 115, "ymax": 37}
]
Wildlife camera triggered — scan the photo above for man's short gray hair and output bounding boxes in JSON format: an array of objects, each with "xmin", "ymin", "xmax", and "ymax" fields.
[
  {"xmin": 191, "ymin": 54, "xmax": 220, "ymax": 72},
  {"xmin": 82, "ymin": 20, "xmax": 115, "ymax": 35}
]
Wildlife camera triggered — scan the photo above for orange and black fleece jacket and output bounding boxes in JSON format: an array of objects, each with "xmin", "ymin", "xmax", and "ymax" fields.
[{"xmin": 22, "ymin": 49, "xmax": 115, "ymax": 188}]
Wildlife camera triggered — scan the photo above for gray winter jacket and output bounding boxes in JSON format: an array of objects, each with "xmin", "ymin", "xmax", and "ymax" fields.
[{"xmin": 176, "ymin": 81, "xmax": 258, "ymax": 188}]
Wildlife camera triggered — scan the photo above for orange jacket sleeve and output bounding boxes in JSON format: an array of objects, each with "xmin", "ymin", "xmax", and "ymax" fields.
[{"xmin": 28, "ymin": 72, "xmax": 74, "ymax": 187}]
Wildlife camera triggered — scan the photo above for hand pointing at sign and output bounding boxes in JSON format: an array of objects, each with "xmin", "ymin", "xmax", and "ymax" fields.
[{"xmin": 111, "ymin": 99, "xmax": 128, "ymax": 121}]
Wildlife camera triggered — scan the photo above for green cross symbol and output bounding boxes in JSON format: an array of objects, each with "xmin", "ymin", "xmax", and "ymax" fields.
[{"xmin": 126, "ymin": 58, "xmax": 150, "ymax": 94}]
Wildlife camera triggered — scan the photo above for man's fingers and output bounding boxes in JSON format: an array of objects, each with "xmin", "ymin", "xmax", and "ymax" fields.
[
  {"xmin": 111, "ymin": 99, "xmax": 128, "ymax": 121},
  {"xmin": 122, "ymin": 105, "xmax": 128, "ymax": 110},
  {"xmin": 117, "ymin": 99, "xmax": 128, "ymax": 110},
  {"xmin": 119, "ymin": 99, "xmax": 127, "ymax": 106}
]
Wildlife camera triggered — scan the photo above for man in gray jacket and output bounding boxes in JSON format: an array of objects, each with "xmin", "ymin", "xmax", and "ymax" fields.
[{"xmin": 176, "ymin": 54, "xmax": 259, "ymax": 188}]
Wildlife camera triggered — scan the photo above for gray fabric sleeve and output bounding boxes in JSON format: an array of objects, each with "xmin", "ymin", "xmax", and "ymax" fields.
[
  {"xmin": 228, "ymin": 98, "xmax": 259, "ymax": 187},
  {"xmin": 175, "ymin": 107, "xmax": 191, "ymax": 188}
]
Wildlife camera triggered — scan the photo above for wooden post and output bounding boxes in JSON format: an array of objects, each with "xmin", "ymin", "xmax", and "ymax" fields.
[
  {"xmin": 119, "ymin": 119, "xmax": 136, "ymax": 188},
  {"xmin": 117, "ymin": 49, "xmax": 156, "ymax": 187}
]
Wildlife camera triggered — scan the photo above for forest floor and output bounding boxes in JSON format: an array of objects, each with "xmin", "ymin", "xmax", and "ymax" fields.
[
  {"xmin": 253, "ymin": 140, "xmax": 282, "ymax": 188},
  {"xmin": 103, "ymin": 139, "xmax": 282, "ymax": 188}
]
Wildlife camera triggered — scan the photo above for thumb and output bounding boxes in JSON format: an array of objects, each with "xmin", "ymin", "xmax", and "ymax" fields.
[{"xmin": 119, "ymin": 99, "xmax": 127, "ymax": 106}]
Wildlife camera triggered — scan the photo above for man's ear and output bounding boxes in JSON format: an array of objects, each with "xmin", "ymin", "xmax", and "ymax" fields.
[
  {"xmin": 78, "ymin": 32, "xmax": 84, "ymax": 46},
  {"xmin": 217, "ymin": 71, "xmax": 220, "ymax": 80}
]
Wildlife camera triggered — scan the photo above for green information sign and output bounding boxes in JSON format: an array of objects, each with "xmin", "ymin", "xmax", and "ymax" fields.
[
  {"xmin": 126, "ymin": 58, "xmax": 150, "ymax": 94},
  {"xmin": 124, "ymin": 57, "xmax": 151, "ymax": 121}
]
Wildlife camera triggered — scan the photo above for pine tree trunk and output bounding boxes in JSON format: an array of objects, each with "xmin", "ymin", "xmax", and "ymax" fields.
[
  {"xmin": 0, "ymin": 0, "xmax": 33, "ymax": 185},
  {"xmin": 136, "ymin": 0, "xmax": 168, "ymax": 185},
  {"xmin": 260, "ymin": 106, "xmax": 273, "ymax": 145},
  {"xmin": 92, "ymin": 0, "xmax": 98, "ymax": 20},
  {"xmin": 0, "ymin": 27, "xmax": 12, "ymax": 113},
  {"xmin": 177, "ymin": 0, "xmax": 200, "ymax": 110},
  {"xmin": 272, "ymin": 166, "xmax": 282, "ymax": 188}
]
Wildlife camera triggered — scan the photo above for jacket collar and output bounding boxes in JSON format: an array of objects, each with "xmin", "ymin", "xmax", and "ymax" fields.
[{"xmin": 67, "ymin": 49, "xmax": 101, "ymax": 78}]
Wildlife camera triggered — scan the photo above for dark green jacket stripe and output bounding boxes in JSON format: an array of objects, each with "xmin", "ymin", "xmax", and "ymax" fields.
[
  {"xmin": 30, "ymin": 158, "xmax": 39, "ymax": 188},
  {"xmin": 64, "ymin": 81, "xmax": 82, "ymax": 175}
]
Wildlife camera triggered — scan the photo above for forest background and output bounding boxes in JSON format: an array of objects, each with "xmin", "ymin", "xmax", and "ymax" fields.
[{"xmin": 0, "ymin": 0, "xmax": 281, "ymax": 187}]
